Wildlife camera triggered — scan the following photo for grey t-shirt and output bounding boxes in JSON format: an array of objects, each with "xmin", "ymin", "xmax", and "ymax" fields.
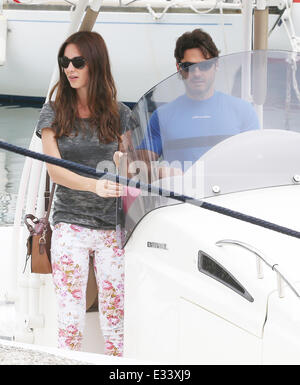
[{"xmin": 36, "ymin": 102, "xmax": 132, "ymax": 230}]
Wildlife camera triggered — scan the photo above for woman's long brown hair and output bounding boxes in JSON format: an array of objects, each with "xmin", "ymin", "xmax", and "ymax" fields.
[{"xmin": 49, "ymin": 31, "xmax": 121, "ymax": 143}]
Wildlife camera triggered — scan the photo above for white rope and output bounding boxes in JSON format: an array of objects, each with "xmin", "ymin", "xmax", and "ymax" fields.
[
  {"xmin": 189, "ymin": 0, "xmax": 218, "ymax": 14},
  {"xmin": 280, "ymin": 0, "xmax": 300, "ymax": 104},
  {"xmin": 145, "ymin": 0, "xmax": 234, "ymax": 21},
  {"xmin": 280, "ymin": 0, "xmax": 300, "ymax": 52},
  {"xmin": 146, "ymin": 0, "xmax": 176, "ymax": 20}
]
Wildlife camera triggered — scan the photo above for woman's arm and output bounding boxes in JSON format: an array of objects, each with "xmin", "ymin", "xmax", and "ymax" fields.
[{"xmin": 42, "ymin": 127, "xmax": 122, "ymax": 197}]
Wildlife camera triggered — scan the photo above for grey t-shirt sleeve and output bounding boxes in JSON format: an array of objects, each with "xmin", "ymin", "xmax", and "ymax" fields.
[{"xmin": 36, "ymin": 102, "xmax": 55, "ymax": 138}]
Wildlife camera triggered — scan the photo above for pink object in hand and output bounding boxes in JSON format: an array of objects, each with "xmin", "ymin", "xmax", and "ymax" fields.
[{"xmin": 122, "ymin": 186, "xmax": 141, "ymax": 213}]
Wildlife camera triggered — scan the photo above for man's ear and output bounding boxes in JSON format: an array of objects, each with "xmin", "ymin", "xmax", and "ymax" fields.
[{"xmin": 176, "ymin": 62, "xmax": 180, "ymax": 72}]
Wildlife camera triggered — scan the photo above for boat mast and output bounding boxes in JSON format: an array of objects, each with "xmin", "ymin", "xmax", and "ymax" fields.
[
  {"xmin": 254, "ymin": 1, "xmax": 269, "ymax": 50},
  {"xmin": 253, "ymin": 1, "xmax": 270, "ymax": 127},
  {"xmin": 241, "ymin": 0, "xmax": 253, "ymax": 102}
]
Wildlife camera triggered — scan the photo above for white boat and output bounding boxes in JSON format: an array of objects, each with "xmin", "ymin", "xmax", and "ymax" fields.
[{"xmin": 1, "ymin": 0, "xmax": 300, "ymax": 365}]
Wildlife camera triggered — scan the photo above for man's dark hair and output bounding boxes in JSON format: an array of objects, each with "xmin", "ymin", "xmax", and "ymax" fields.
[{"xmin": 174, "ymin": 28, "xmax": 220, "ymax": 63}]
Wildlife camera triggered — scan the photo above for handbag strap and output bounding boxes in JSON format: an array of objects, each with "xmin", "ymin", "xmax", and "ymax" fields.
[
  {"xmin": 45, "ymin": 172, "xmax": 56, "ymax": 221},
  {"xmin": 44, "ymin": 172, "xmax": 50, "ymax": 212}
]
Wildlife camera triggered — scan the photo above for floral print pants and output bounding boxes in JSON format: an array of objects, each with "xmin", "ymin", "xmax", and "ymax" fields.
[{"xmin": 51, "ymin": 222, "xmax": 124, "ymax": 356}]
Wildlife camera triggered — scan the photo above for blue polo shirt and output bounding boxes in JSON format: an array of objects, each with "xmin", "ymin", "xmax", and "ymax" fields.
[{"xmin": 138, "ymin": 91, "xmax": 260, "ymax": 167}]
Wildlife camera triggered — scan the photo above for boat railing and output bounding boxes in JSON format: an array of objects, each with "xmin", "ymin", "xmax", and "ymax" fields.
[{"xmin": 216, "ymin": 239, "xmax": 300, "ymax": 299}]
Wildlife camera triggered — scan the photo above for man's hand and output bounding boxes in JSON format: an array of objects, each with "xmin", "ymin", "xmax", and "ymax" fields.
[
  {"xmin": 158, "ymin": 166, "xmax": 183, "ymax": 179},
  {"xmin": 113, "ymin": 151, "xmax": 126, "ymax": 169}
]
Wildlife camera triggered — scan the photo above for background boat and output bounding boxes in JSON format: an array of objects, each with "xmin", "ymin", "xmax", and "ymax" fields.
[{"xmin": 0, "ymin": 0, "xmax": 300, "ymax": 105}]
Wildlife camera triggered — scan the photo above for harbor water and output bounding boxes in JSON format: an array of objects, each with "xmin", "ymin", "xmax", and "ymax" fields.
[
  {"xmin": 0, "ymin": 103, "xmax": 41, "ymax": 340},
  {"xmin": 0, "ymin": 104, "xmax": 41, "ymax": 224}
]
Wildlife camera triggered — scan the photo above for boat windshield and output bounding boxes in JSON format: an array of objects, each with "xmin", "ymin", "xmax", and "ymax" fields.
[{"xmin": 117, "ymin": 50, "xmax": 300, "ymax": 247}]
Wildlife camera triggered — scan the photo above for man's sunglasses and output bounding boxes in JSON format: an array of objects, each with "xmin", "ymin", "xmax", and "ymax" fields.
[
  {"xmin": 179, "ymin": 60, "xmax": 215, "ymax": 73},
  {"xmin": 59, "ymin": 56, "xmax": 86, "ymax": 69}
]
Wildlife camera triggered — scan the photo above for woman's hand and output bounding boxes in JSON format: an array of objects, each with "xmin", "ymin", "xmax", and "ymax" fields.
[{"xmin": 96, "ymin": 179, "xmax": 123, "ymax": 198}]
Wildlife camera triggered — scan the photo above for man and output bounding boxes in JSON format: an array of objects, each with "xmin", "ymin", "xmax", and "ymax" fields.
[{"xmin": 136, "ymin": 28, "xmax": 260, "ymax": 171}]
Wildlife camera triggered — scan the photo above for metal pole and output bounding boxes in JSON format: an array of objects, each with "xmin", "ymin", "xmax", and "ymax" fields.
[
  {"xmin": 242, "ymin": 0, "xmax": 253, "ymax": 52},
  {"xmin": 79, "ymin": 0, "xmax": 103, "ymax": 31},
  {"xmin": 254, "ymin": 7, "xmax": 269, "ymax": 50},
  {"xmin": 241, "ymin": 0, "xmax": 253, "ymax": 102},
  {"xmin": 252, "ymin": 4, "xmax": 269, "ymax": 127},
  {"xmin": 79, "ymin": 7, "xmax": 99, "ymax": 31}
]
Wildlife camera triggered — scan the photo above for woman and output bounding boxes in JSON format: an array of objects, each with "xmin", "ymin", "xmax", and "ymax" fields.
[{"xmin": 36, "ymin": 31, "xmax": 132, "ymax": 356}]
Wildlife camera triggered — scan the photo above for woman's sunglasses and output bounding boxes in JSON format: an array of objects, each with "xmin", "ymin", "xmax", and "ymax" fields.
[
  {"xmin": 59, "ymin": 56, "xmax": 86, "ymax": 69},
  {"xmin": 179, "ymin": 60, "xmax": 215, "ymax": 73}
]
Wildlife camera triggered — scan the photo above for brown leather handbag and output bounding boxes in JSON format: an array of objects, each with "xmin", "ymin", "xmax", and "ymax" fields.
[{"xmin": 24, "ymin": 176, "xmax": 55, "ymax": 274}]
